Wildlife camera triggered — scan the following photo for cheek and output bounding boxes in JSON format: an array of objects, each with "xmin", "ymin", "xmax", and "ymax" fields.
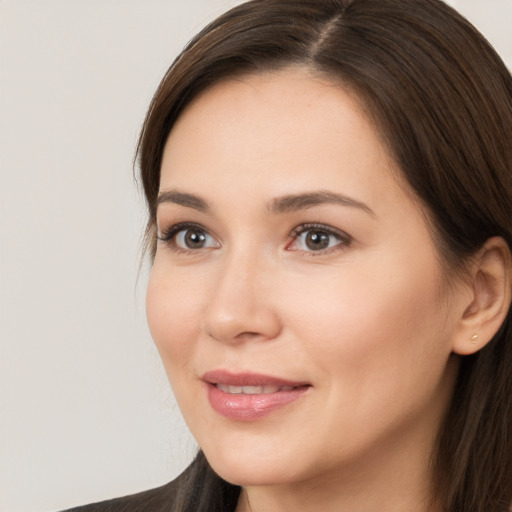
[
  {"xmin": 283, "ymin": 255, "xmax": 451, "ymax": 386},
  {"xmin": 146, "ymin": 265, "xmax": 203, "ymax": 373},
  {"xmin": 278, "ymin": 261, "xmax": 454, "ymax": 455}
]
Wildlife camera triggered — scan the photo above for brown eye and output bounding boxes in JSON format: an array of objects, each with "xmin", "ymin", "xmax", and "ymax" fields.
[
  {"xmin": 175, "ymin": 227, "xmax": 220, "ymax": 250},
  {"xmin": 304, "ymin": 231, "xmax": 331, "ymax": 250},
  {"xmin": 287, "ymin": 224, "xmax": 351, "ymax": 254},
  {"xmin": 182, "ymin": 228, "xmax": 208, "ymax": 248}
]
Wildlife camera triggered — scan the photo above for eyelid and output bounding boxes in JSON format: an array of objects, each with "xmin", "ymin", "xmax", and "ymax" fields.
[
  {"xmin": 157, "ymin": 222, "xmax": 220, "ymax": 251},
  {"xmin": 286, "ymin": 223, "xmax": 352, "ymax": 254},
  {"xmin": 157, "ymin": 221, "xmax": 199, "ymax": 243}
]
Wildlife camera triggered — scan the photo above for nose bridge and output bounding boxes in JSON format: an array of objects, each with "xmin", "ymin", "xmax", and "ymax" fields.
[{"xmin": 203, "ymin": 243, "xmax": 280, "ymax": 343}]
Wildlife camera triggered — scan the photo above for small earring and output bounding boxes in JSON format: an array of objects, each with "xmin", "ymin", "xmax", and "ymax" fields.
[{"xmin": 471, "ymin": 333, "xmax": 478, "ymax": 344}]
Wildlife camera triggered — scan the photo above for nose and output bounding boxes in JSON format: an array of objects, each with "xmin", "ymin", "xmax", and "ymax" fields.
[{"xmin": 202, "ymin": 251, "xmax": 282, "ymax": 344}]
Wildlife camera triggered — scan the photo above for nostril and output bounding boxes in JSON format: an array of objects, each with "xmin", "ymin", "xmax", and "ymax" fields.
[
  {"xmin": 227, "ymin": 331, "xmax": 268, "ymax": 343},
  {"xmin": 236, "ymin": 331, "xmax": 261, "ymax": 338}
]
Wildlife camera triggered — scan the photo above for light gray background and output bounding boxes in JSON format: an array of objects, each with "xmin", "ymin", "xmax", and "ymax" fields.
[{"xmin": 1, "ymin": 1, "xmax": 511, "ymax": 511}]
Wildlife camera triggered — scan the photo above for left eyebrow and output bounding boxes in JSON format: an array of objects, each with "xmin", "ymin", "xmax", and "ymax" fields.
[{"xmin": 268, "ymin": 190, "xmax": 375, "ymax": 217}]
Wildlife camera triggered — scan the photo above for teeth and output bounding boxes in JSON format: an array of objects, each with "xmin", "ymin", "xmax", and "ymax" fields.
[
  {"xmin": 216, "ymin": 384, "xmax": 295, "ymax": 394},
  {"xmin": 241, "ymin": 385, "xmax": 263, "ymax": 394}
]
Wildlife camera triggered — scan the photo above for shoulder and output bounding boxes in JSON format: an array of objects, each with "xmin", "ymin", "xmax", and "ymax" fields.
[
  {"xmin": 59, "ymin": 452, "xmax": 240, "ymax": 512},
  {"xmin": 61, "ymin": 478, "xmax": 180, "ymax": 512}
]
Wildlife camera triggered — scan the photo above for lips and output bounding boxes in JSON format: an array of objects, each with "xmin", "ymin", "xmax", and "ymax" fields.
[{"xmin": 202, "ymin": 370, "xmax": 311, "ymax": 421}]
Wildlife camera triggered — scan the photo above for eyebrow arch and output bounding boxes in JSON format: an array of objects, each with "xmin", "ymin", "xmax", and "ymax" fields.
[
  {"xmin": 268, "ymin": 190, "xmax": 375, "ymax": 217},
  {"xmin": 157, "ymin": 189, "xmax": 210, "ymax": 212},
  {"xmin": 156, "ymin": 188, "xmax": 375, "ymax": 217}
]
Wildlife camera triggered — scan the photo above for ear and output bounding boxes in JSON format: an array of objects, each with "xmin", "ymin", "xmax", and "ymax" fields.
[{"xmin": 452, "ymin": 237, "xmax": 512, "ymax": 356}]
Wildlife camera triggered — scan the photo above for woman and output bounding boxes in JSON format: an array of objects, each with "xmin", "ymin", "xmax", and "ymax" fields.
[{"xmin": 68, "ymin": 0, "xmax": 512, "ymax": 511}]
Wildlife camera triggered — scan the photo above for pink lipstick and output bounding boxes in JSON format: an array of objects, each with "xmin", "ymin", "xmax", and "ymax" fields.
[{"xmin": 202, "ymin": 370, "xmax": 311, "ymax": 421}]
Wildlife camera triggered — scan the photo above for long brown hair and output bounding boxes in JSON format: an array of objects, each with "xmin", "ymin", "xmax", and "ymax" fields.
[{"xmin": 136, "ymin": 1, "xmax": 512, "ymax": 510}]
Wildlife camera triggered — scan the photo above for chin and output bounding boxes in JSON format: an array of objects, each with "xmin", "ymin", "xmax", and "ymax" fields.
[
  {"xmin": 210, "ymin": 462, "xmax": 294, "ymax": 487},
  {"xmin": 202, "ymin": 443, "xmax": 313, "ymax": 488}
]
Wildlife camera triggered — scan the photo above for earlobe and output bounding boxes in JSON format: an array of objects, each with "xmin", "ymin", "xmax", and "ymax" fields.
[{"xmin": 452, "ymin": 237, "xmax": 512, "ymax": 356}]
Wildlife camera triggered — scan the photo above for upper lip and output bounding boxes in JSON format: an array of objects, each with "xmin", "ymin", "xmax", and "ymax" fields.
[{"xmin": 202, "ymin": 370, "xmax": 310, "ymax": 388}]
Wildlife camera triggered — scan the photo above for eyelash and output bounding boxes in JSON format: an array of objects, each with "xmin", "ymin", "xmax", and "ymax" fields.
[
  {"xmin": 157, "ymin": 222, "xmax": 215, "ymax": 254},
  {"xmin": 287, "ymin": 223, "xmax": 352, "ymax": 255},
  {"xmin": 157, "ymin": 222, "xmax": 352, "ymax": 255}
]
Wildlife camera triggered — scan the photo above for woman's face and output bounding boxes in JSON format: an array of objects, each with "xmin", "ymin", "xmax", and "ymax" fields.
[{"xmin": 147, "ymin": 69, "xmax": 465, "ymax": 488}]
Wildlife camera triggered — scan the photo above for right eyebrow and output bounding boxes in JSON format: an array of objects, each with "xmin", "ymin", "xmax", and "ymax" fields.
[{"xmin": 156, "ymin": 189, "xmax": 210, "ymax": 212}]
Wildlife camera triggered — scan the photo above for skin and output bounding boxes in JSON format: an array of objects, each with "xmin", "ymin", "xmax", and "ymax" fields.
[{"xmin": 146, "ymin": 68, "xmax": 473, "ymax": 512}]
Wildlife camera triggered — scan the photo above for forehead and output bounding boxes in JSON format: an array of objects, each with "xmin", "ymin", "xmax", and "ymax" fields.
[{"xmin": 160, "ymin": 68, "xmax": 414, "ymax": 216}]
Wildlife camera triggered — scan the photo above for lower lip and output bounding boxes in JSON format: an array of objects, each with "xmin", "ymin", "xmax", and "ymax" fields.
[{"xmin": 206, "ymin": 383, "xmax": 310, "ymax": 421}]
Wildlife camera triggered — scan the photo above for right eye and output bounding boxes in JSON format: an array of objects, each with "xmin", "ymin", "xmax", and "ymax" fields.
[{"xmin": 158, "ymin": 223, "xmax": 220, "ymax": 251}]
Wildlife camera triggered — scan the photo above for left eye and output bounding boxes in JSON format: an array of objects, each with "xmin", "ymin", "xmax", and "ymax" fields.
[{"xmin": 288, "ymin": 226, "xmax": 349, "ymax": 252}]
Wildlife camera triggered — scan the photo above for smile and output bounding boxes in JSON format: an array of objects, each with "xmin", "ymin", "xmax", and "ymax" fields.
[{"xmin": 203, "ymin": 370, "xmax": 311, "ymax": 421}]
